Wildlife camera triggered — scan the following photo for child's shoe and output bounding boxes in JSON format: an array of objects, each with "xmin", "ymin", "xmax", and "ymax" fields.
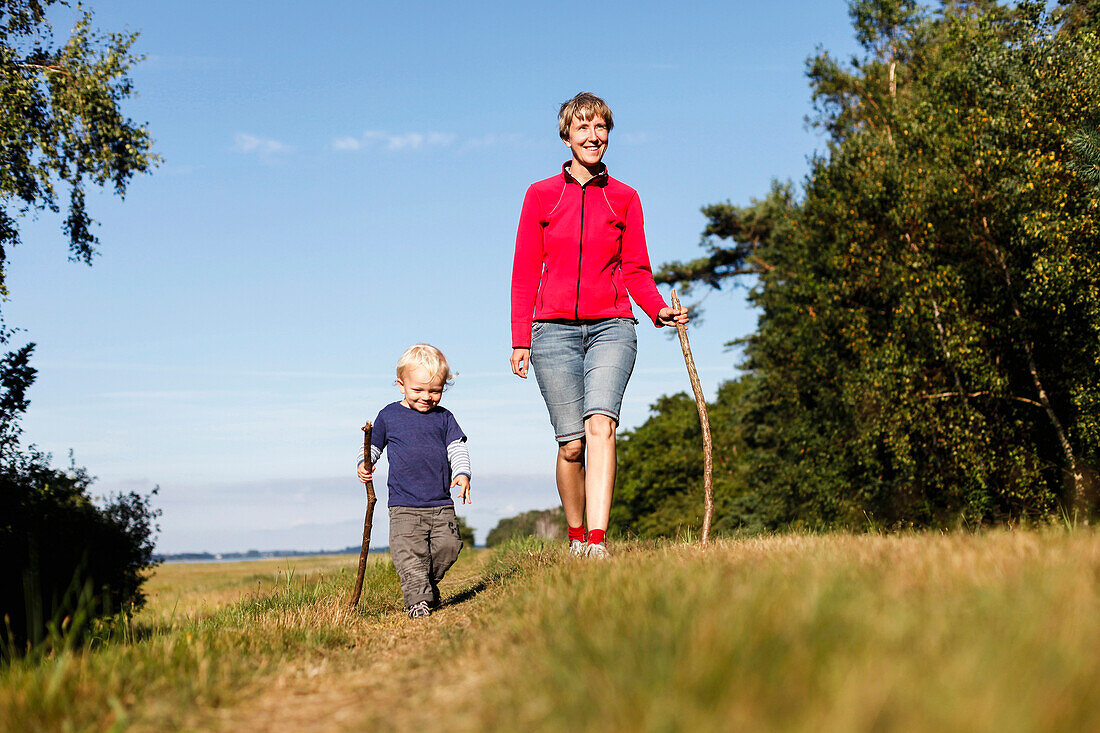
[
  {"xmin": 569, "ymin": 539, "xmax": 588, "ymax": 557},
  {"xmin": 406, "ymin": 600, "xmax": 432, "ymax": 618},
  {"xmin": 586, "ymin": 542, "xmax": 611, "ymax": 560}
]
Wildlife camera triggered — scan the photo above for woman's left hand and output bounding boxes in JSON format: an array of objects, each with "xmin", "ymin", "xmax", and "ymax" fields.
[{"xmin": 657, "ymin": 305, "xmax": 690, "ymax": 328}]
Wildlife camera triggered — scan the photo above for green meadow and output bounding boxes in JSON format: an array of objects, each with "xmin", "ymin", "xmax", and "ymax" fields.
[{"xmin": 3, "ymin": 530, "xmax": 1100, "ymax": 732}]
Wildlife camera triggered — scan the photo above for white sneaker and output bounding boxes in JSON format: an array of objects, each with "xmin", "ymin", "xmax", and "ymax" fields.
[
  {"xmin": 569, "ymin": 539, "xmax": 588, "ymax": 557},
  {"xmin": 406, "ymin": 601, "xmax": 431, "ymax": 619},
  {"xmin": 586, "ymin": 542, "xmax": 611, "ymax": 560}
]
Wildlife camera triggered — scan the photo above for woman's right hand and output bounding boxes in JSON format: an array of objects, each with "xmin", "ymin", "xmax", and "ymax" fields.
[
  {"xmin": 510, "ymin": 348, "xmax": 530, "ymax": 379},
  {"xmin": 357, "ymin": 462, "xmax": 372, "ymax": 483}
]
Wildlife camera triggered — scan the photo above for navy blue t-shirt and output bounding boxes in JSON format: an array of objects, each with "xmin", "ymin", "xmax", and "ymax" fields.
[{"xmin": 371, "ymin": 402, "xmax": 466, "ymax": 507}]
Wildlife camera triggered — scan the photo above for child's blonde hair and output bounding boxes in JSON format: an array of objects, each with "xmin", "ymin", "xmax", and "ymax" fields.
[
  {"xmin": 396, "ymin": 344, "xmax": 454, "ymax": 385},
  {"xmin": 558, "ymin": 92, "xmax": 614, "ymax": 140}
]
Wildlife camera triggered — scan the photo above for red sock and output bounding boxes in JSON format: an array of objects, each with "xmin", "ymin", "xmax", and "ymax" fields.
[
  {"xmin": 568, "ymin": 526, "xmax": 586, "ymax": 542},
  {"xmin": 588, "ymin": 529, "xmax": 606, "ymax": 545}
]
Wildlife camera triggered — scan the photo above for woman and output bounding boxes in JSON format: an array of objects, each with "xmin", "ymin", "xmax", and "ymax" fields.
[{"xmin": 510, "ymin": 92, "xmax": 688, "ymax": 559}]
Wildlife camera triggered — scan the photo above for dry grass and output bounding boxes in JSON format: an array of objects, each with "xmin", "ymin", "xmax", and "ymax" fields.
[
  {"xmin": 4, "ymin": 531, "xmax": 1100, "ymax": 732},
  {"xmin": 139, "ymin": 554, "xmax": 364, "ymax": 624},
  {"xmin": 457, "ymin": 531, "xmax": 1100, "ymax": 732}
]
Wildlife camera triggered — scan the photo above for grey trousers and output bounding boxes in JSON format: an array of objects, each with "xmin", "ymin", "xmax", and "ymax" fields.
[{"xmin": 389, "ymin": 505, "xmax": 463, "ymax": 607}]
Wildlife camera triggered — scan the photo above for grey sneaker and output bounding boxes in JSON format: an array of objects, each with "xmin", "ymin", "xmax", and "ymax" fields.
[
  {"xmin": 406, "ymin": 600, "xmax": 431, "ymax": 619},
  {"xmin": 586, "ymin": 542, "xmax": 611, "ymax": 560},
  {"xmin": 569, "ymin": 539, "xmax": 588, "ymax": 557}
]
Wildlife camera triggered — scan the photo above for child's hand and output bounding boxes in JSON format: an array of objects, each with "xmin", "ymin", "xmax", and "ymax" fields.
[
  {"xmin": 452, "ymin": 475, "xmax": 471, "ymax": 504},
  {"xmin": 357, "ymin": 461, "xmax": 373, "ymax": 483}
]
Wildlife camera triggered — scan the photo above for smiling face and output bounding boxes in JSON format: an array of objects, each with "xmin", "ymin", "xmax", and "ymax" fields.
[
  {"xmin": 564, "ymin": 113, "xmax": 609, "ymax": 171},
  {"xmin": 397, "ymin": 365, "xmax": 445, "ymax": 412}
]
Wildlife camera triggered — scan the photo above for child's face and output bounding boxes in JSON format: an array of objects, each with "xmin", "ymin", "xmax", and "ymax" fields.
[{"xmin": 396, "ymin": 366, "xmax": 445, "ymax": 412}]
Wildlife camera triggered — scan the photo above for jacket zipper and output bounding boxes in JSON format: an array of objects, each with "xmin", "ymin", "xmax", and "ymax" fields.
[{"xmin": 575, "ymin": 184, "xmax": 587, "ymax": 319}]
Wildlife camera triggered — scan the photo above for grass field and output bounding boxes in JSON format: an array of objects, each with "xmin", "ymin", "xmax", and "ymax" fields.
[{"xmin": 3, "ymin": 530, "xmax": 1100, "ymax": 732}]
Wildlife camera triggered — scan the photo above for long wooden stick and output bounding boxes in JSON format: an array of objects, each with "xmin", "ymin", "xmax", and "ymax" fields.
[
  {"xmin": 349, "ymin": 421, "xmax": 377, "ymax": 607},
  {"xmin": 670, "ymin": 291, "xmax": 714, "ymax": 544}
]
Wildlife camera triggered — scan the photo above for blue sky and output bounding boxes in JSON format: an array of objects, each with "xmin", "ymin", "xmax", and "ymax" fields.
[{"xmin": 10, "ymin": 1, "xmax": 862, "ymax": 552}]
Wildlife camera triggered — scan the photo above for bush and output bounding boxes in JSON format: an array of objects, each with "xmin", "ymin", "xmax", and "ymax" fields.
[{"xmin": 0, "ymin": 448, "xmax": 160, "ymax": 655}]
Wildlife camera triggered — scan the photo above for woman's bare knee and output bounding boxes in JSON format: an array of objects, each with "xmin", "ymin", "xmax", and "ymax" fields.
[
  {"xmin": 584, "ymin": 414, "xmax": 616, "ymax": 441},
  {"xmin": 558, "ymin": 439, "xmax": 585, "ymax": 463}
]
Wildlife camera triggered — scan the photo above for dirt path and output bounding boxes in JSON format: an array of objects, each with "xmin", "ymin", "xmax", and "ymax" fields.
[{"xmin": 190, "ymin": 555, "xmax": 501, "ymax": 733}]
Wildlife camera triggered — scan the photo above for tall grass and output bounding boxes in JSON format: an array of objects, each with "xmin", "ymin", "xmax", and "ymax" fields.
[
  {"xmin": 467, "ymin": 532, "xmax": 1100, "ymax": 732},
  {"xmin": 0, "ymin": 554, "xmax": 386, "ymax": 731},
  {"xmin": 3, "ymin": 533, "xmax": 1100, "ymax": 732}
]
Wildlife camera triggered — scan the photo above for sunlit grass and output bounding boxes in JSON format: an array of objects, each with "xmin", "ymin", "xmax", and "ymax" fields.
[
  {"xmin": 3, "ymin": 532, "xmax": 1100, "ymax": 732},
  {"xmin": 139, "ymin": 553, "xmax": 365, "ymax": 624},
  {"xmin": 465, "ymin": 531, "xmax": 1100, "ymax": 732},
  {"xmin": 0, "ymin": 553, "xmax": 397, "ymax": 731}
]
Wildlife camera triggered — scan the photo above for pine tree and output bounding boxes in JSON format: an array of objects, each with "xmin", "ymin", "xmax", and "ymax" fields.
[{"xmin": 1068, "ymin": 128, "xmax": 1100, "ymax": 190}]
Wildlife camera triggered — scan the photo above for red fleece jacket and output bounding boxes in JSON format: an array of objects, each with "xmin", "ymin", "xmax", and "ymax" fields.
[{"xmin": 510, "ymin": 164, "xmax": 668, "ymax": 348}]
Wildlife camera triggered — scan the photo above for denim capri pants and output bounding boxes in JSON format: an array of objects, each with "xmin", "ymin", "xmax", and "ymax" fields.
[{"xmin": 529, "ymin": 317, "xmax": 638, "ymax": 443}]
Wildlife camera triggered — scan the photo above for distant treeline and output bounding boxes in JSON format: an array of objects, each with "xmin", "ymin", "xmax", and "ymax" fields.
[
  {"xmin": 155, "ymin": 547, "xmax": 367, "ymax": 563},
  {"xmin": 613, "ymin": 1, "xmax": 1100, "ymax": 535},
  {"xmin": 486, "ymin": 508, "xmax": 565, "ymax": 547},
  {"xmin": 158, "ymin": 514, "xmax": 478, "ymax": 560}
]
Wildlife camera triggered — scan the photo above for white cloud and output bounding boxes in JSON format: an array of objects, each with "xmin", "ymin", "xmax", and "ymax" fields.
[
  {"xmin": 331, "ymin": 129, "xmax": 458, "ymax": 152},
  {"xmin": 331, "ymin": 135, "xmax": 362, "ymax": 151},
  {"xmin": 461, "ymin": 132, "xmax": 524, "ymax": 150},
  {"xmin": 233, "ymin": 133, "xmax": 292, "ymax": 156}
]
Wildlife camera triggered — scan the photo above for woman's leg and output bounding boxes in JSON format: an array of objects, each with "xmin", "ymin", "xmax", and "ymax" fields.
[
  {"xmin": 556, "ymin": 439, "xmax": 586, "ymax": 528},
  {"xmin": 580, "ymin": 318, "xmax": 637, "ymax": 534},
  {"xmin": 583, "ymin": 415, "xmax": 616, "ymax": 531},
  {"xmin": 530, "ymin": 321, "xmax": 588, "ymax": 532}
]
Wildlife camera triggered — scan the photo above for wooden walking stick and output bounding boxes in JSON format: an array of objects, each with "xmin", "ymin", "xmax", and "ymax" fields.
[
  {"xmin": 349, "ymin": 421, "xmax": 377, "ymax": 607},
  {"xmin": 670, "ymin": 290, "xmax": 714, "ymax": 544}
]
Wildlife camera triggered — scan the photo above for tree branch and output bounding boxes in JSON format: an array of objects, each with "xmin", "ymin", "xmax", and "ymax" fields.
[
  {"xmin": 919, "ymin": 391, "xmax": 1042, "ymax": 409},
  {"xmin": 15, "ymin": 62, "xmax": 72, "ymax": 78}
]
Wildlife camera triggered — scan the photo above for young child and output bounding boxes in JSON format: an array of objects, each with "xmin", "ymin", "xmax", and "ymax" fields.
[{"xmin": 356, "ymin": 344, "xmax": 472, "ymax": 619}]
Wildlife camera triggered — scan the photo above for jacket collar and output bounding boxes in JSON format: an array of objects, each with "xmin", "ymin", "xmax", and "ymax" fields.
[{"xmin": 561, "ymin": 161, "xmax": 609, "ymax": 187}]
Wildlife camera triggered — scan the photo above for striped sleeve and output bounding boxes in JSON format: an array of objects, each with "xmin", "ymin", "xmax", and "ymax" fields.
[
  {"xmin": 447, "ymin": 439, "xmax": 471, "ymax": 478},
  {"xmin": 356, "ymin": 444, "xmax": 382, "ymax": 466}
]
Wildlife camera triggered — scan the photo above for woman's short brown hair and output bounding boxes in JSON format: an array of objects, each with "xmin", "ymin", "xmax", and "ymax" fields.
[{"xmin": 558, "ymin": 92, "xmax": 614, "ymax": 140}]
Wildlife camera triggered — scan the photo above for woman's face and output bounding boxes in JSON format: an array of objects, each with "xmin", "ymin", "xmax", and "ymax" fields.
[{"xmin": 565, "ymin": 113, "xmax": 609, "ymax": 169}]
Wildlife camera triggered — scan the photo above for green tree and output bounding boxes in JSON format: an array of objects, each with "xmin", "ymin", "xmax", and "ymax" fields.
[
  {"xmin": 1054, "ymin": 0, "xmax": 1100, "ymax": 33},
  {"xmin": 455, "ymin": 515, "xmax": 476, "ymax": 547},
  {"xmin": 0, "ymin": 1, "xmax": 159, "ymax": 654},
  {"xmin": 1, "ymin": 0, "xmax": 157, "ymax": 287},
  {"xmin": 1067, "ymin": 127, "xmax": 1100, "ymax": 191},
  {"xmin": 485, "ymin": 508, "xmax": 564, "ymax": 547},
  {"xmin": 656, "ymin": 0, "xmax": 1100, "ymax": 530},
  {"xmin": 613, "ymin": 379, "xmax": 758, "ymax": 537}
]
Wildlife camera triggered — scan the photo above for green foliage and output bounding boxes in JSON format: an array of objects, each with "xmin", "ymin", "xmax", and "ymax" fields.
[
  {"xmin": 485, "ymin": 507, "xmax": 564, "ymax": 547},
  {"xmin": 613, "ymin": 380, "xmax": 765, "ymax": 537},
  {"xmin": 0, "ymin": 447, "xmax": 160, "ymax": 655},
  {"xmin": 1067, "ymin": 127, "xmax": 1100, "ymax": 189},
  {"xmin": 656, "ymin": 184, "xmax": 793, "ymax": 305},
  {"xmin": 849, "ymin": 0, "xmax": 921, "ymax": 54},
  {"xmin": 0, "ymin": 0, "xmax": 157, "ymax": 294},
  {"xmin": 455, "ymin": 514, "xmax": 476, "ymax": 547},
  {"xmin": 1054, "ymin": 0, "xmax": 1100, "ymax": 34},
  {"xmin": 0, "ymin": 1, "xmax": 160, "ymax": 656},
  {"xmin": 636, "ymin": 0, "xmax": 1100, "ymax": 534}
]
